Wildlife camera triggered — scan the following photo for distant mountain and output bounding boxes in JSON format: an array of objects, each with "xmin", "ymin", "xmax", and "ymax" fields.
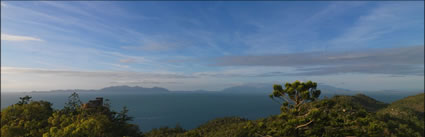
[
  {"xmin": 219, "ymin": 83, "xmax": 353, "ymax": 95},
  {"xmin": 101, "ymin": 86, "xmax": 169, "ymax": 93},
  {"xmin": 316, "ymin": 84, "xmax": 353, "ymax": 95},
  {"xmin": 32, "ymin": 85, "xmax": 170, "ymax": 94},
  {"xmin": 357, "ymin": 89, "xmax": 424, "ymax": 103},
  {"xmin": 31, "ymin": 84, "xmax": 422, "ymax": 102}
]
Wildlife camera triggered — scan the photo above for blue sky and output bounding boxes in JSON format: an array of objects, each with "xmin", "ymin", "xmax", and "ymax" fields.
[{"xmin": 1, "ymin": 1, "xmax": 424, "ymax": 92}]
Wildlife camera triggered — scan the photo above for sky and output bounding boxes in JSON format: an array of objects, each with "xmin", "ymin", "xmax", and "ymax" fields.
[{"xmin": 1, "ymin": 1, "xmax": 424, "ymax": 92}]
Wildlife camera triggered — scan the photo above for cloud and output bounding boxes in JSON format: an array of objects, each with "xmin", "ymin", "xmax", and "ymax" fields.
[
  {"xmin": 1, "ymin": 34, "xmax": 43, "ymax": 42},
  {"xmin": 193, "ymin": 66, "xmax": 297, "ymax": 78},
  {"xmin": 1, "ymin": 66, "xmax": 195, "ymax": 92},
  {"xmin": 213, "ymin": 46, "xmax": 424, "ymax": 76},
  {"xmin": 2, "ymin": 67, "xmax": 194, "ymax": 79},
  {"xmin": 102, "ymin": 63, "xmax": 130, "ymax": 69},
  {"xmin": 119, "ymin": 58, "xmax": 138, "ymax": 63},
  {"xmin": 101, "ymin": 51, "xmax": 150, "ymax": 64},
  {"xmin": 122, "ymin": 42, "xmax": 180, "ymax": 52},
  {"xmin": 293, "ymin": 64, "xmax": 424, "ymax": 76},
  {"xmin": 120, "ymin": 35, "xmax": 186, "ymax": 52},
  {"xmin": 1, "ymin": 2, "xmax": 6, "ymax": 7},
  {"xmin": 329, "ymin": 3, "xmax": 424, "ymax": 48}
]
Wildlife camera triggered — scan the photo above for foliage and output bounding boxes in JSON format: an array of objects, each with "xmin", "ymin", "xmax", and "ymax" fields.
[
  {"xmin": 180, "ymin": 117, "xmax": 251, "ymax": 137},
  {"xmin": 266, "ymin": 80, "xmax": 322, "ymax": 136},
  {"xmin": 376, "ymin": 93, "xmax": 425, "ymax": 137},
  {"xmin": 144, "ymin": 81, "xmax": 424, "ymax": 137},
  {"xmin": 1, "ymin": 100, "xmax": 53, "ymax": 137},
  {"xmin": 144, "ymin": 124, "xmax": 186, "ymax": 137},
  {"xmin": 17, "ymin": 95, "xmax": 32, "ymax": 105},
  {"xmin": 63, "ymin": 92, "xmax": 82, "ymax": 114},
  {"xmin": 378, "ymin": 93, "xmax": 424, "ymax": 119},
  {"xmin": 1, "ymin": 93, "xmax": 142, "ymax": 137},
  {"xmin": 341, "ymin": 94, "xmax": 388, "ymax": 112}
]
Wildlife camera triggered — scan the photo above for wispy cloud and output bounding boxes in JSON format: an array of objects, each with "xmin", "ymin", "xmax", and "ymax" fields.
[
  {"xmin": 1, "ymin": 1, "xmax": 7, "ymax": 7},
  {"xmin": 330, "ymin": 3, "xmax": 424, "ymax": 48},
  {"xmin": 1, "ymin": 66, "xmax": 196, "ymax": 91},
  {"xmin": 213, "ymin": 46, "xmax": 424, "ymax": 76},
  {"xmin": 2, "ymin": 67, "xmax": 194, "ymax": 79},
  {"xmin": 1, "ymin": 34, "xmax": 43, "ymax": 42},
  {"xmin": 121, "ymin": 41, "xmax": 181, "ymax": 52},
  {"xmin": 119, "ymin": 58, "xmax": 138, "ymax": 63},
  {"xmin": 193, "ymin": 66, "xmax": 297, "ymax": 78},
  {"xmin": 1, "ymin": 2, "xmax": 423, "ymax": 92},
  {"xmin": 101, "ymin": 63, "xmax": 130, "ymax": 69},
  {"xmin": 235, "ymin": 2, "xmax": 367, "ymax": 54}
]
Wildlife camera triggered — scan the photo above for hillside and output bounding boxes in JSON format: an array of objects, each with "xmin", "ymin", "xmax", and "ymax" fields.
[
  {"xmin": 378, "ymin": 93, "xmax": 424, "ymax": 119},
  {"xmin": 144, "ymin": 93, "xmax": 425, "ymax": 137},
  {"xmin": 331, "ymin": 94, "xmax": 388, "ymax": 112}
]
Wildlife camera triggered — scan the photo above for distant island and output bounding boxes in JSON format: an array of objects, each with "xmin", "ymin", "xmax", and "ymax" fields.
[
  {"xmin": 31, "ymin": 85, "xmax": 170, "ymax": 94},
  {"xmin": 30, "ymin": 84, "xmax": 423, "ymax": 103},
  {"xmin": 29, "ymin": 84, "xmax": 359, "ymax": 94}
]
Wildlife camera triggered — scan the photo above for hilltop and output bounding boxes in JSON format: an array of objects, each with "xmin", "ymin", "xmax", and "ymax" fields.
[
  {"xmin": 378, "ymin": 93, "xmax": 424, "ymax": 120},
  {"xmin": 330, "ymin": 94, "xmax": 388, "ymax": 112}
]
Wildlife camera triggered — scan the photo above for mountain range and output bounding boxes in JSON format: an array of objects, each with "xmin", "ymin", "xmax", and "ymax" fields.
[
  {"xmin": 31, "ymin": 83, "xmax": 351, "ymax": 94},
  {"xmin": 31, "ymin": 84, "xmax": 422, "ymax": 102}
]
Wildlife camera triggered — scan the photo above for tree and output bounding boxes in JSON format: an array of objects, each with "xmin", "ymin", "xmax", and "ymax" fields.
[
  {"xmin": 116, "ymin": 106, "xmax": 133, "ymax": 123},
  {"xmin": 268, "ymin": 80, "xmax": 321, "ymax": 136},
  {"xmin": 104, "ymin": 99, "xmax": 111, "ymax": 109},
  {"xmin": 1, "ymin": 100, "xmax": 53, "ymax": 137},
  {"xmin": 64, "ymin": 92, "xmax": 82, "ymax": 113},
  {"xmin": 2, "ymin": 93, "xmax": 143, "ymax": 137},
  {"xmin": 17, "ymin": 95, "xmax": 32, "ymax": 105}
]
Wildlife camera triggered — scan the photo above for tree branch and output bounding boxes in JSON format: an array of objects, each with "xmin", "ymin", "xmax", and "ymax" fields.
[
  {"xmin": 297, "ymin": 109, "xmax": 312, "ymax": 118},
  {"xmin": 296, "ymin": 120, "xmax": 313, "ymax": 129}
]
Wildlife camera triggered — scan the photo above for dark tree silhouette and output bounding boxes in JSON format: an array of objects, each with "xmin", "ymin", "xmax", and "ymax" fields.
[
  {"xmin": 17, "ymin": 95, "xmax": 32, "ymax": 105},
  {"xmin": 64, "ymin": 92, "xmax": 82, "ymax": 113}
]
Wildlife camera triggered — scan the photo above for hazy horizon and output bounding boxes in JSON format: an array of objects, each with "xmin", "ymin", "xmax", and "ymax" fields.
[{"xmin": 1, "ymin": 1, "xmax": 424, "ymax": 92}]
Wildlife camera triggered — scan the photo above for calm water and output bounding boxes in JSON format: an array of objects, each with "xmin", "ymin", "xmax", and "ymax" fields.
[{"xmin": 1, "ymin": 92, "xmax": 280, "ymax": 131}]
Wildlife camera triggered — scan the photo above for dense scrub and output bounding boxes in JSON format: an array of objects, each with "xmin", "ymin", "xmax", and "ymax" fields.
[
  {"xmin": 1, "ymin": 94, "xmax": 142, "ymax": 137},
  {"xmin": 144, "ymin": 81, "xmax": 424, "ymax": 137},
  {"xmin": 144, "ymin": 93, "xmax": 424, "ymax": 137}
]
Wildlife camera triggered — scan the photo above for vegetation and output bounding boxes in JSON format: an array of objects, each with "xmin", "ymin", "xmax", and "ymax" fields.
[
  {"xmin": 1, "ymin": 93, "xmax": 142, "ymax": 137},
  {"xmin": 2, "ymin": 81, "xmax": 424, "ymax": 137},
  {"xmin": 375, "ymin": 93, "xmax": 425, "ymax": 137},
  {"xmin": 378, "ymin": 93, "xmax": 424, "ymax": 119},
  {"xmin": 144, "ymin": 81, "xmax": 424, "ymax": 137}
]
